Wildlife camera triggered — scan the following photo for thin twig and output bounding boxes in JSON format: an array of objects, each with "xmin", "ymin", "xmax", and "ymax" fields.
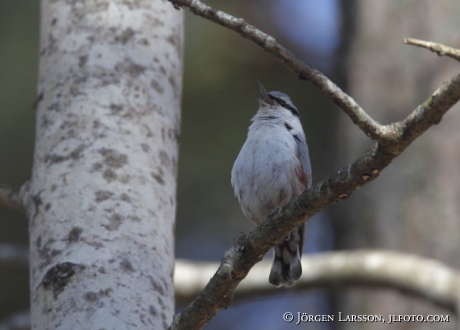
[
  {"xmin": 0, "ymin": 184, "xmax": 26, "ymax": 213},
  {"xmin": 168, "ymin": 0, "xmax": 386, "ymax": 142},
  {"xmin": 175, "ymin": 251, "xmax": 460, "ymax": 312},
  {"xmin": 404, "ymin": 38, "xmax": 460, "ymax": 61}
]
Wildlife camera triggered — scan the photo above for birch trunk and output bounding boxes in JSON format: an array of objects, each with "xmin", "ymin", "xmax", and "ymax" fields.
[{"xmin": 28, "ymin": 1, "xmax": 183, "ymax": 329}]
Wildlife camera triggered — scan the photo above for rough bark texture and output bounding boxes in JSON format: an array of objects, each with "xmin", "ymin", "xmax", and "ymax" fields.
[
  {"xmin": 336, "ymin": 1, "xmax": 460, "ymax": 329},
  {"xmin": 28, "ymin": 1, "xmax": 183, "ymax": 329}
]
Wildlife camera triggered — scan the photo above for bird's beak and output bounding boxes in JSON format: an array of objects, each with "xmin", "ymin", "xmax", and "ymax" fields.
[{"xmin": 256, "ymin": 81, "xmax": 273, "ymax": 106}]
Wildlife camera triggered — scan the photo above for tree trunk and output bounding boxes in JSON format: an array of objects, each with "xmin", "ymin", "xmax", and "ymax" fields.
[
  {"xmin": 28, "ymin": 1, "xmax": 183, "ymax": 329},
  {"xmin": 335, "ymin": 1, "xmax": 460, "ymax": 329}
]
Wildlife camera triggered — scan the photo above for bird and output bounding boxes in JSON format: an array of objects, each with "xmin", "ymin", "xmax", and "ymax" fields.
[{"xmin": 231, "ymin": 82, "xmax": 312, "ymax": 287}]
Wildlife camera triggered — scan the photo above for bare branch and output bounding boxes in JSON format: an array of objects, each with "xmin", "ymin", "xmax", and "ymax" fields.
[
  {"xmin": 175, "ymin": 251, "xmax": 460, "ymax": 312},
  {"xmin": 0, "ymin": 182, "xmax": 29, "ymax": 214},
  {"xmin": 168, "ymin": 0, "xmax": 385, "ymax": 141},
  {"xmin": 170, "ymin": 72, "xmax": 460, "ymax": 330},
  {"xmin": 0, "ymin": 244, "xmax": 29, "ymax": 269},
  {"xmin": 175, "ymin": 260, "xmax": 222, "ymax": 306},
  {"xmin": 166, "ymin": 1, "xmax": 460, "ymax": 329},
  {"xmin": 404, "ymin": 38, "xmax": 460, "ymax": 61}
]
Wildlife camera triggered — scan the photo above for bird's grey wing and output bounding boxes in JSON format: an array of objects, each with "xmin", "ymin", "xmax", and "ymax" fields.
[{"xmin": 295, "ymin": 136, "xmax": 312, "ymax": 188}]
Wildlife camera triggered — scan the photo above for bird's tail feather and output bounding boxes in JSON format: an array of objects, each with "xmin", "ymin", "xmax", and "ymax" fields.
[{"xmin": 268, "ymin": 223, "xmax": 305, "ymax": 287}]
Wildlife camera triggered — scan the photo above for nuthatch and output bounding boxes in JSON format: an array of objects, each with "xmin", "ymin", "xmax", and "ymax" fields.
[{"xmin": 231, "ymin": 82, "xmax": 312, "ymax": 287}]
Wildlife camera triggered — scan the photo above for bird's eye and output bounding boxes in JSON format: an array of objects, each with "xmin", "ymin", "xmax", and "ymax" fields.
[{"xmin": 278, "ymin": 100, "xmax": 286, "ymax": 107}]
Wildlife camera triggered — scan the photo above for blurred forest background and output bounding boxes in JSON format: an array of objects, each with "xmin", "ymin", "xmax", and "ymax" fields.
[{"xmin": 1, "ymin": 1, "xmax": 459, "ymax": 329}]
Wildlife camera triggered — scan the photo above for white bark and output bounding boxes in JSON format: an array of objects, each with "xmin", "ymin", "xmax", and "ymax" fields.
[{"xmin": 28, "ymin": 1, "xmax": 183, "ymax": 329}]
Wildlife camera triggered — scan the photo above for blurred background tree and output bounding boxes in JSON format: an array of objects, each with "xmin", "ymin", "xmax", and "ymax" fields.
[
  {"xmin": 0, "ymin": 1, "xmax": 458, "ymax": 329},
  {"xmin": 0, "ymin": 0, "xmax": 38, "ymax": 322},
  {"xmin": 334, "ymin": 1, "xmax": 460, "ymax": 330}
]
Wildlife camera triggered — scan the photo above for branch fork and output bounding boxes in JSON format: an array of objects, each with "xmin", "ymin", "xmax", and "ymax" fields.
[{"xmin": 165, "ymin": 1, "xmax": 460, "ymax": 328}]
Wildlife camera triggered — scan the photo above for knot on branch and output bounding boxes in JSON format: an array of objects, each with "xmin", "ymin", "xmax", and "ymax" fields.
[{"xmin": 218, "ymin": 248, "xmax": 237, "ymax": 279}]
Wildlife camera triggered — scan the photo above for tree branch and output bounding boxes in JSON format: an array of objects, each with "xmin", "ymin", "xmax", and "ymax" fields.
[
  {"xmin": 0, "ymin": 183, "xmax": 29, "ymax": 214},
  {"xmin": 168, "ymin": 0, "xmax": 386, "ymax": 141},
  {"xmin": 404, "ymin": 38, "xmax": 460, "ymax": 61},
  {"xmin": 175, "ymin": 251, "xmax": 460, "ymax": 312},
  {"xmin": 167, "ymin": 1, "xmax": 460, "ymax": 329},
  {"xmin": 170, "ymin": 73, "xmax": 460, "ymax": 330}
]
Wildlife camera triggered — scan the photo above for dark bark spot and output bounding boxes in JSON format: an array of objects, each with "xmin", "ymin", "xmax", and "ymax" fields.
[
  {"xmin": 149, "ymin": 305, "xmax": 157, "ymax": 316},
  {"xmin": 79, "ymin": 55, "xmax": 87, "ymax": 68},
  {"xmin": 99, "ymin": 288, "xmax": 112, "ymax": 297},
  {"xmin": 151, "ymin": 172, "xmax": 165, "ymax": 185},
  {"xmin": 44, "ymin": 203, "xmax": 51, "ymax": 211},
  {"xmin": 103, "ymin": 169, "xmax": 117, "ymax": 182},
  {"xmin": 168, "ymin": 75, "xmax": 176, "ymax": 90},
  {"xmin": 115, "ymin": 27, "xmax": 135, "ymax": 44},
  {"xmin": 120, "ymin": 193, "xmax": 131, "ymax": 202},
  {"xmin": 45, "ymin": 145, "xmax": 85, "ymax": 165},
  {"xmin": 47, "ymin": 103, "xmax": 60, "ymax": 111},
  {"xmin": 109, "ymin": 103, "xmax": 123, "ymax": 114},
  {"xmin": 150, "ymin": 277, "xmax": 165, "ymax": 295},
  {"xmin": 166, "ymin": 34, "xmax": 178, "ymax": 46},
  {"xmin": 84, "ymin": 291, "xmax": 99, "ymax": 302},
  {"xmin": 157, "ymin": 295, "xmax": 165, "ymax": 308},
  {"xmin": 33, "ymin": 92, "xmax": 44, "ymax": 110},
  {"xmin": 166, "ymin": 28, "xmax": 182, "ymax": 57},
  {"xmin": 98, "ymin": 148, "xmax": 128, "ymax": 168},
  {"xmin": 95, "ymin": 190, "xmax": 114, "ymax": 202},
  {"xmin": 103, "ymin": 213, "xmax": 123, "ymax": 231},
  {"xmin": 141, "ymin": 143, "xmax": 150, "ymax": 152},
  {"xmin": 32, "ymin": 192, "xmax": 43, "ymax": 218},
  {"xmin": 92, "ymin": 162, "xmax": 103, "ymax": 171},
  {"xmin": 128, "ymin": 63, "xmax": 146, "ymax": 78},
  {"xmin": 37, "ymin": 237, "xmax": 63, "ymax": 271},
  {"xmin": 68, "ymin": 227, "xmax": 83, "ymax": 244},
  {"xmin": 42, "ymin": 262, "xmax": 85, "ymax": 298},
  {"xmin": 150, "ymin": 79, "xmax": 164, "ymax": 94},
  {"xmin": 120, "ymin": 259, "xmax": 134, "ymax": 272},
  {"xmin": 140, "ymin": 38, "xmax": 149, "ymax": 46},
  {"xmin": 44, "ymin": 154, "xmax": 66, "ymax": 164}
]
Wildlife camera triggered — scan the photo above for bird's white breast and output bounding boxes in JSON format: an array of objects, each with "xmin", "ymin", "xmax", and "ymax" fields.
[{"xmin": 231, "ymin": 120, "xmax": 305, "ymax": 225}]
